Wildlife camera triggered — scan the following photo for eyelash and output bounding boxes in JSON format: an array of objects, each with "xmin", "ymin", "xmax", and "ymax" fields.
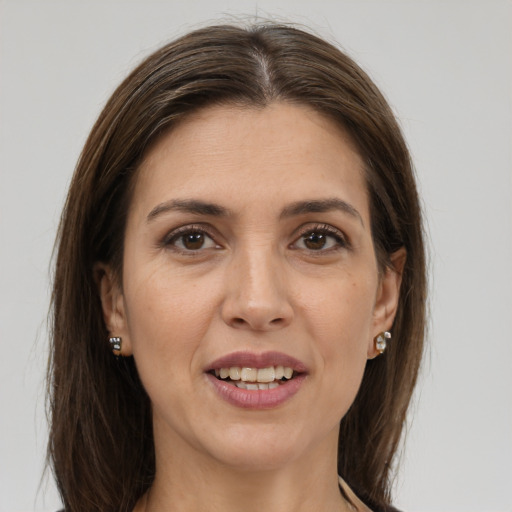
[
  {"xmin": 161, "ymin": 223, "xmax": 350, "ymax": 255},
  {"xmin": 291, "ymin": 223, "xmax": 350, "ymax": 253},
  {"xmin": 162, "ymin": 224, "xmax": 220, "ymax": 254}
]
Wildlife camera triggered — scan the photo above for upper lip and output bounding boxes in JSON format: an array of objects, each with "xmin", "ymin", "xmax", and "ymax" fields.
[{"xmin": 206, "ymin": 351, "xmax": 308, "ymax": 373}]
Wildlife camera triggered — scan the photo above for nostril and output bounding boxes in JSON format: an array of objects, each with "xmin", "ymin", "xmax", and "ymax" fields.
[{"xmin": 229, "ymin": 316, "xmax": 285, "ymax": 329}]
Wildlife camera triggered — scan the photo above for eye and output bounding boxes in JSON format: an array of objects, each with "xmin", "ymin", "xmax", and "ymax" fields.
[
  {"xmin": 164, "ymin": 226, "xmax": 219, "ymax": 253},
  {"xmin": 292, "ymin": 224, "xmax": 348, "ymax": 252}
]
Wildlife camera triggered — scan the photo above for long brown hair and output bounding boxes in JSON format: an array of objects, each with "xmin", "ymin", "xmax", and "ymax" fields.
[{"xmin": 48, "ymin": 23, "xmax": 426, "ymax": 511}]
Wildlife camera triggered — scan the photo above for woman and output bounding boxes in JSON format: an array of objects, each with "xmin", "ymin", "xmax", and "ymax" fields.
[{"xmin": 48, "ymin": 23, "xmax": 426, "ymax": 512}]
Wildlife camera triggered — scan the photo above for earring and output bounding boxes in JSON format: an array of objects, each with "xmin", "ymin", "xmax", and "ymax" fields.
[
  {"xmin": 108, "ymin": 336, "xmax": 122, "ymax": 354},
  {"xmin": 375, "ymin": 331, "xmax": 391, "ymax": 354}
]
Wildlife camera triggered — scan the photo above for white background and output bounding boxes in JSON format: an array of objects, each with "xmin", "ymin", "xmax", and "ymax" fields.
[{"xmin": 1, "ymin": 1, "xmax": 511, "ymax": 511}]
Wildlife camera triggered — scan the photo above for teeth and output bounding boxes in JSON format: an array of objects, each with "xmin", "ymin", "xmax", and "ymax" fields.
[
  {"xmin": 236, "ymin": 381, "xmax": 281, "ymax": 390},
  {"xmin": 241, "ymin": 367, "xmax": 258, "ymax": 382},
  {"xmin": 256, "ymin": 367, "xmax": 275, "ymax": 383},
  {"xmin": 215, "ymin": 365, "xmax": 295, "ymax": 384},
  {"xmin": 229, "ymin": 367, "xmax": 241, "ymax": 381}
]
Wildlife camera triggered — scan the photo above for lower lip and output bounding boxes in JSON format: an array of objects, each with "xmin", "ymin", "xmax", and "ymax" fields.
[{"xmin": 206, "ymin": 373, "xmax": 306, "ymax": 409}]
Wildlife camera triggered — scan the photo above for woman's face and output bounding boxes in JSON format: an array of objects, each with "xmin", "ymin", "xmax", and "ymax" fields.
[{"xmin": 100, "ymin": 103, "xmax": 402, "ymax": 472}]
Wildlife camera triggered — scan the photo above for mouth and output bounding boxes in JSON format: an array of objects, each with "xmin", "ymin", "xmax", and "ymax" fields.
[
  {"xmin": 205, "ymin": 351, "xmax": 307, "ymax": 409},
  {"xmin": 209, "ymin": 365, "xmax": 300, "ymax": 390}
]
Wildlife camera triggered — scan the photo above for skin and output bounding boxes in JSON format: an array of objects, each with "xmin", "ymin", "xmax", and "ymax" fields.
[{"xmin": 98, "ymin": 102, "xmax": 404, "ymax": 512}]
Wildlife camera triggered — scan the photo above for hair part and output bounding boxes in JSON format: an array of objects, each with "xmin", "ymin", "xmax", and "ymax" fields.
[{"xmin": 48, "ymin": 23, "xmax": 426, "ymax": 512}]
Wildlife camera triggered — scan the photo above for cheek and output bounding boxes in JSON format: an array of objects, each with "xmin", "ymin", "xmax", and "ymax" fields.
[
  {"xmin": 304, "ymin": 274, "xmax": 376, "ymax": 345},
  {"xmin": 122, "ymin": 264, "xmax": 218, "ymax": 376},
  {"xmin": 304, "ymin": 276, "xmax": 375, "ymax": 393}
]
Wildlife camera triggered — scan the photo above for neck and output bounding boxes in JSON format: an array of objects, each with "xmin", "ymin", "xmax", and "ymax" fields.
[
  {"xmin": 136, "ymin": 420, "xmax": 353, "ymax": 512},
  {"xmin": 142, "ymin": 470, "xmax": 353, "ymax": 512}
]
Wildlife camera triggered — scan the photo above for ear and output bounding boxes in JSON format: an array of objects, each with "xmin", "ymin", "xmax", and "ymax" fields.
[
  {"xmin": 94, "ymin": 263, "xmax": 133, "ymax": 356},
  {"xmin": 367, "ymin": 247, "xmax": 407, "ymax": 359}
]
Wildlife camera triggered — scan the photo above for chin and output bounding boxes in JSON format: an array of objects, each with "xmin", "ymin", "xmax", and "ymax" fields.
[
  {"xmin": 200, "ymin": 423, "xmax": 323, "ymax": 473},
  {"xmin": 214, "ymin": 447, "xmax": 301, "ymax": 473}
]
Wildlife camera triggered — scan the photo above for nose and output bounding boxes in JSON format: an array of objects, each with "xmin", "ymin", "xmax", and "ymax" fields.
[{"xmin": 220, "ymin": 245, "xmax": 294, "ymax": 331}]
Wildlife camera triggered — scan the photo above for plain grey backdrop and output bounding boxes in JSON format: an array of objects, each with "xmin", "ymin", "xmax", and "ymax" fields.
[{"xmin": 1, "ymin": 1, "xmax": 511, "ymax": 511}]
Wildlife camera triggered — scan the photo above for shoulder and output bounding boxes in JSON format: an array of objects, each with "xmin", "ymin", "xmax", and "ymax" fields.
[
  {"xmin": 361, "ymin": 498, "xmax": 403, "ymax": 512},
  {"xmin": 374, "ymin": 506, "xmax": 402, "ymax": 512},
  {"xmin": 338, "ymin": 476, "xmax": 403, "ymax": 512}
]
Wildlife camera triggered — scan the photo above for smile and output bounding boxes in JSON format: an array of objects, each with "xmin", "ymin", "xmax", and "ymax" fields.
[
  {"xmin": 212, "ymin": 365, "xmax": 296, "ymax": 390},
  {"xmin": 205, "ymin": 352, "xmax": 307, "ymax": 409}
]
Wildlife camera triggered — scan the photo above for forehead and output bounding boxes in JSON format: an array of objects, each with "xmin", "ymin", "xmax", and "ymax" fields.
[{"xmin": 132, "ymin": 102, "xmax": 368, "ymax": 221}]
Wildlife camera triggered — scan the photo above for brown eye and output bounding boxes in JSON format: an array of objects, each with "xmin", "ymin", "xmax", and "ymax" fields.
[
  {"xmin": 303, "ymin": 232, "xmax": 327, "ymax": 250},
  {"xmin": 166, "ymin": 228, "xmax": 218, "ymax": 252},
  {"xmin": 182, "ymin": 232, "xmax": 205, "ymax": 250},
  {"xmin": 292, "ymin": 225, "xmax": 347, "ymax": 252}
]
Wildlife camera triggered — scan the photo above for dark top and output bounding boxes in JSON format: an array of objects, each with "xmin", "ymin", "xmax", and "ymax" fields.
[
  {"xmin": 58, "ymin": 507, "xmax": 401, "ymax": 511},
  {"xmin": 338, "ymin": 478, "xmax": 403, "ymax": 512},
  {"xmin": 57, "ymin": 505, "xmax": 401, "ymax": 511},
  {"xmin": 57, "ymin": 484, "xmax": 403, "ymax": 512},
  {"xmin": 369, "ymin": 503, "xmax": 402, "ymax": 512}
]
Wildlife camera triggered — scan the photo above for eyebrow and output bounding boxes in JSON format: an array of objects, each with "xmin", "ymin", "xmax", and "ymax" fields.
[
  {"xmin": 147, "ymin": 197, "xmax": 363, "ymax": 226},
  {"xmin": 280, "ymin": 198, "xmax": 364, "ymax": 226},
  {"xmin": 147, "ymin": 199, "xmax": 231, "ymax": 222}
]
